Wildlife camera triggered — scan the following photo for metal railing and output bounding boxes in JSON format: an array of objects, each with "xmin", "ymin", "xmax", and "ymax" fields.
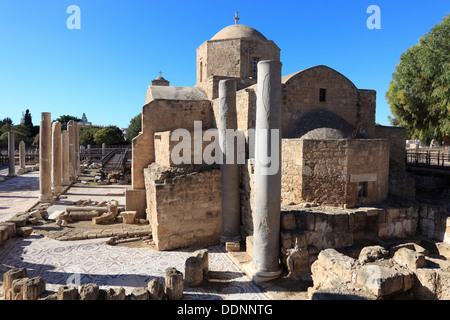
[
  {"xmin": 406, "ymin": 150, "xmax": 450, "ymax": 169},
  {"xmin": 101, "ymin": 148, "xmax": 129, "ymax": 173}
]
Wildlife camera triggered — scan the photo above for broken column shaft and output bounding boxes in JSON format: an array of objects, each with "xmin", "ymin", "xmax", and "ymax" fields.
[
  {"xmin": 67, "ymin": 120, "xmax": 76, "ymax": 182},
  {"xmin": 74, "ymin": 121, "xmax": 80, "ymax": 176},
  {"xmin": 18, "ymin": 141, "xmax": 26, "ymax": 172},
  {"xmin": 218, "ymin": 79, "xmax": 241, "ymax": 243},
  {"xmin": 39, "ymin": 112, "xmax": 52, "ymax": 203},
  {"xmin": 51, "ymin": 121, "xmax": 62, "ymax": 192},
  {"xmin": 61, "ymin": 130, "xmax": 70, "ymax": 186},
  {"xmin": 247, "ymin": 60, "xmax": 283, "ymax": 281},
  {"xmin": 7, "ymin": 132, "xmax": 16, "ymax": 177}
]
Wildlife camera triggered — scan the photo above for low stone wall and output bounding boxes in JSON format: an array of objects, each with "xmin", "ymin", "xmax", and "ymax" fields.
[
  {"xmin": 309, "ymin": 246, "xmax": 450, "ymax": 300},
  {"xmin": 276, "ymin": 200, "xmax": 448, "ymax": 282},
  {"xmin": 144, "ymin": 163, "xmax": 222, "ymax": 251},
  {"xmin": 0, "ymin": 212, "xmax": 34, "ymax": 249}
]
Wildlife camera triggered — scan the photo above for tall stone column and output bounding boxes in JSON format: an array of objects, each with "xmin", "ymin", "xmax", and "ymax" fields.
[
  {"xmin": 39, "ymin": 112, "xmax": 52, "ymax": 203},
  {"xmin": 74, "ymin": 121, "xmax": 81, "ymax": 176},
  {"xmin": 51, "ymin": 121, "xmax": 62, "ymax": 192},
  {"xmin": 7, "ymin": 132, "xmax": 16, "ymax": 177},
  {"xmin": 245, "ymin": 60, "xmax": 283, "ymax": 282},
  {"xmin": 67, "ymin": 121, "xmax": 76, "ymax": 182},
  {"xmin": 218, "ymin": 79, "xmax": 241, "ymax": 243},
  {"xmin": 19, "ymin": 141, "xmax": 26, "ymax": 170},
  {"xmin": 61, "ymin": 130, "xmax": 70, "ymax": 186},
  {"xmin": 16, "ymin": 140, "xmax": 26, "ymax": 175}
]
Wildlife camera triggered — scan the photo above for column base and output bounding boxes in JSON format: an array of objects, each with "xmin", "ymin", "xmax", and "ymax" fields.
[
  {"xmin": 52, "ymin": 186, "xmax": 65, "ymax": 194},
  {"xmin": 61, "ymin": 180, "xmax": 71, "ymax": 187},
  {"xmin": 242, "ymin": 262, "xmax": 283, "ymax": 283},
  {"xmin": 39, "ymin": 194, "xmax": 52, "ymax": 203},
  {"xmin": 220, "ymin": 235, "xmax": 241, "ymax": 244},
  {"xmin": 7, "ymin": 173, "xmax": 17, "ymax": 177}
]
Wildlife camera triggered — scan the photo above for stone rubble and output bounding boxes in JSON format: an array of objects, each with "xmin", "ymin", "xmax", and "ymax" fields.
[
  {"xmin": 309, "ymin": 241, "xmax": 450, "ymax": 300},
  {"xmin": 2, "ymin": 249, "xmax": 211, "ymax": 300}
]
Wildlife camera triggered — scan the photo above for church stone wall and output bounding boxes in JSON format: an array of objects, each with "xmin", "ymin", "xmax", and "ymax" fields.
[
  {"xmin": 282, "ymin": 66, "xmax": 376, "ymax": 138},
  {"xmin": 132, "ymin": 100, "xmax": 211, "ymax": 189},
  {"xmin": 144, "ymin": 163, "xmax": 222, "ymax": 251},
  {"xmin": 241, "ymin": 138, "xmax": 390, "ymax": 229}
]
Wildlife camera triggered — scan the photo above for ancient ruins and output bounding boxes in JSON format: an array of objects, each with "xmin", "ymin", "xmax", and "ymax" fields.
[{"xmin": 1, "ymin": 18, "xmax": 449, "ymax": 301}]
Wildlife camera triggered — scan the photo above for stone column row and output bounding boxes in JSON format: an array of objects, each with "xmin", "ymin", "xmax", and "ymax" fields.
[{"xmin": 39, "ymin": 113, "xmax": 79, "ymax": 203}]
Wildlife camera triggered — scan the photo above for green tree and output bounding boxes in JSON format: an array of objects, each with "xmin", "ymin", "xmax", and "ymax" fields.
[
  {"xmin": 79, "ymin": 126, "xmax": 100, "ymax": 146},
  {"xmin": 55, "ymin": 115, "xmax": 82, "ymax": 130},
  {"xmin": 126, "ymin": 113, "xmax": 141, "ymax": 143},
  {"xmin": 93, "ymin": 126, "xmax": 124, "ymax": 145},
  {"xmin": 0, "ymin": 117, "xmax": 13, "ymax": 129},
  {"xmin": 0, "ymin": 124, "xmax": 31, "ymax": 147},
  {"xmin": 23, "ymin": 109, "xmax": 33, "ymax": 129},
  {"xmin": 386, "ymin": 14, "xmax": 450, "ymax": 147}
]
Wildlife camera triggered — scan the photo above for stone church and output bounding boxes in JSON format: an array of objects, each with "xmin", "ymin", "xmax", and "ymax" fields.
[{"xmin": 125, "ymin": 18, "xmax": 411, "ymax": 254}]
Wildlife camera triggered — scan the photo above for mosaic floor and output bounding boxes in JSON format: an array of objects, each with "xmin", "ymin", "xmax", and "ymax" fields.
[{"xmin": 0, "ymin": 235, "xmax": 270, "ymax": 300}]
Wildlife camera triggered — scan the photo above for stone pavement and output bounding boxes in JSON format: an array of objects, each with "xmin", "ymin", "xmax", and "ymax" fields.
[
  {"xmin": 0, "ymin": 166, "xmax": 40, "ymax": 222},
  {"xmin": 0, "ymin": 168, "xmax": 272, "ymax": 300},
  {"xmin": 0, "ymin": 236, "xmax": 270, "ymax": 300}
]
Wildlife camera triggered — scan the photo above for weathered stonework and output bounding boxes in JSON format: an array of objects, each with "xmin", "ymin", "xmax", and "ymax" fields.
[{"xmin": 144, "ymin": 163, "xmax": 221, "ymax": 251}]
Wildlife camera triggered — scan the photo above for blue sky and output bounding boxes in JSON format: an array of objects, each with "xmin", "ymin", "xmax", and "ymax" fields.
[{"xmin": 0, "ymin": 0, "xmax": 448, "ymax": 129}]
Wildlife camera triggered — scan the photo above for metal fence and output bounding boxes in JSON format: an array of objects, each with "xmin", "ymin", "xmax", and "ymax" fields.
[
  {"xmin": 406, "ymin": 150, "xmax": 450, "ymax": 169},
  {"xmin": 0, "ymin": 145, "xmax": 131, "ymax": 166}
]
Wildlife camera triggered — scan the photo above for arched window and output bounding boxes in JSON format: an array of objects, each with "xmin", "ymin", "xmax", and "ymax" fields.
[{"xmin": 252, "ymin": 57, "xmax": 259, "ymax": 79}]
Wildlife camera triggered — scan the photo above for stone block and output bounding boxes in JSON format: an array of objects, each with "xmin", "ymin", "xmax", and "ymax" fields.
[
  {"xmin": 165, "ymin": 267, "xmax": 183, "ymax": 300},
  {"xmin": 386, "ymin": 208, "xmax": 400, "ymax": 223},
  {"xmin": 16, "ymin": 227, "xmax": 33, "ymax": 237},
  {"xmin": 9, "ymin": 212, "xmax": 29, "ymax": 227},
  {"xmin": 125, "ymin": 188, "xmax": 146, "ymax": 219},
  {"xmin": 69, "ymin": 210, "xmax": 100, "ymax": 221},
  {"xmin": 356, "ymin": 263, "xmax": 414, "ymax": 298},
  {"xmin": 414, "ymin": 268, "xmax": 438, "ymax": 300},
  {"xmin": 194, "ymin": 249, "xmax": 209, "ymax": 279},
  {"xmin": 3, "ymin": 268, "xmax": 27, "ymax": 300},
  {"xmin": 0, "ymin": 222, "xmax": 16, "ymax": 238},
  {"xmin": 105, "ymin": 287, "xmax": 126, "ymax": 300},
  {"xmin": 419, "ymin": 206, "xmax": 428, "ymax": 219},
  {"xmin": 148, "ymin": 279, "xmax": 165, "ymax": 300},
  {"xmin": 79, "ymin": 283, "xmax": 99, "ymax": 300},
  {"xmin": 281, "ymin": 212, "xmax": 297, "ymax": 230},
  {"xmin": 23, "ymin": 276, "xmax": 46, "ymax": 300},
  {"xmin": 11, "ymin": 278, "xmax": 29, "ymax": 300},
  {"xmin": 392, "ymin": 248, "xmax": 426, "ymax": 270},
  {"xmin": 427, "ymin": 207, "xmax": 435, "ymax": 220},
  {"xmin": 185, "ymin": 256, "xmax": 204, "ymax": 287},
  {"xmin": 285, "ymin": 247, "xmax": 309, "ymax": 281},
  {"xmin": 57, "ymin": 286, "xmax": 79, "ymax": 300},
  {"xmin": 121, "ymin": 211, "xmax": 137, "ymax": 224},
  {"xmin": 225, "ymin": 241, "xmax": 240, "ymax": 252},
  {"xmin": 130, "ymin": 287, "xmax": 149, "ymax": 300},
  {"xmin": 311, "ymin": 249, "xmax": 357, "ymax": 287},
  {"xmin": 280, "ymin": 231, "xmax": 293, "ymax": 249},
  {"xmin": 0, "ymin": 225, "xmax": 12, "ymax": 244},
  {"xmin": 358, "ymin": 245, "xmax": 389, "ymax": 264},
  {"xmin": 314, "ymin": 213, "xmax": 328, "ymax": 233}
]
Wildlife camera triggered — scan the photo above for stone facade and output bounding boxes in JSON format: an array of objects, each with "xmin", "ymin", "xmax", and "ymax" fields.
[
  {"xmin": 144, "ymin": 164, "xmax": 221, "ymax": 251},
  {"xmin": 127, "ymin": 21, "xmax": 407, "ymax": 255},
  {"xmin": 277, "ymin": 203, "xmax": 448, "ymax": 283}
]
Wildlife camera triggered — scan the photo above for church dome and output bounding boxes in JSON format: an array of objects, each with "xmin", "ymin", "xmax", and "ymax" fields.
[{"xmin": 210, "ymin": 24, "xmax": 267, "ymax": 41}]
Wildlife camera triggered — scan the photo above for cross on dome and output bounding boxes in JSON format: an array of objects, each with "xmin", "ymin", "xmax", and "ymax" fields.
[{"xmin": 234, "ymin": 11, "xmax": 240, "ymax": 25}]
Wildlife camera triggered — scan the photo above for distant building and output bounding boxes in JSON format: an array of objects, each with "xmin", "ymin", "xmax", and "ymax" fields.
[{"xmin": 78, "ymin": 113, "xmax": 94, "ymax": 127}]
